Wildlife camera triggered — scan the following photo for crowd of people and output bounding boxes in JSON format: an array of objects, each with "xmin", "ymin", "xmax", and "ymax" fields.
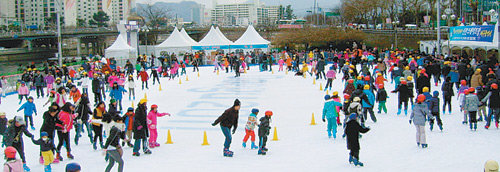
[{"xmin": 0, "ymin": 46, "xmax": 499, "ymax": 171}]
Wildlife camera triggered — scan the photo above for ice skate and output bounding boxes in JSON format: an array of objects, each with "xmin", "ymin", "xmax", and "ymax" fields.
[
  {"xmin": 251, "ymin": 142, "xmax": 258, "ymax": 149},
  {"xmin": 352, "ymin": 158, "xmax": 364, "ymax": 167},
  {"xmin": 23, "ymin": 163, "xmax": 31, "ymax": 171},
  {"xmin": 56, "ymin": 153, "xmax": 63, "ymax": 161},
  {"xmin": 133, "ymin": 152, "xmax": 140, "ymax": 157},
  {"xmin": 223, "ymin": 148, "xmax": 234, "ymax": 157},
  {"xmin": 44, "ymin": 165, "xmax": 51, "ymax": 172},
  {"xmin": 242, "ymin": 142, "xmax": 246, "ymax": 148},
  {"xmin": 421, "ymin": 144, "xmax": 428, "ymax": 148},
  {"xmin": 257, "ymin": 148, "xmax": 266, "ymax": 155},
  {"xmin": 67, "ymin": 152, "xmax": 74, "ymax": 159},
  {"xmin": 144, "ymin": 149, "xmax": 152, "ymax": 154}
]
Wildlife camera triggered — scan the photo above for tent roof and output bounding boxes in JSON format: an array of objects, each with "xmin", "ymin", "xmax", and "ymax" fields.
[
  {"xmin": 233, "ymin": 25, "xmax": 270, "ymax": 45},
  {"xmin": 198, "ymin": 26, "xmax": 233, "ymax": 46},
  {"xmin": 157, "ymin": 27, "xmax": 197, "ymax": 48},
  {"xmin": 215, "ymin": 27, "xmax": 233, "ymax": 44},
  {"xmin": 106, "ymin": 34, "xmax": 135, "ymax": 51},
  {"xmin": 180, "ymin": 28, "xmax": 199, "ymax": 45}
]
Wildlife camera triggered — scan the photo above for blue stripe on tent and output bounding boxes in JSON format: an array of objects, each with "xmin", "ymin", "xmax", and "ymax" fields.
[
  {"xmin": 230, "ymin": 44, "xmax": 268, "ymax": 49},
  {"xmin": 192, "ymin": 45, "xmax": 230, "ymax": 50}
]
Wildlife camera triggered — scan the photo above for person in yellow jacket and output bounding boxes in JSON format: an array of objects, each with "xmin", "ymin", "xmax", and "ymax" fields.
[{"xmin": 92, "ymin": 102, "xmax": 106, "ymax": 150}]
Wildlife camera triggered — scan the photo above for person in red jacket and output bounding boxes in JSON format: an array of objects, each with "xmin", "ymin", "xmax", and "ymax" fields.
[
  {"xmin": 55, "ymin": 102, "xmax": 77, "ymax": 161},
  {"xmin": 137, "ymin": 70, "xmax": 149, "ymax": 90}
]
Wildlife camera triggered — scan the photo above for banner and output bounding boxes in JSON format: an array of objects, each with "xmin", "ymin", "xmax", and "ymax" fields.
[{"xmin": 449, "ymin": 26, "xmax": 495, "ymax": 42}]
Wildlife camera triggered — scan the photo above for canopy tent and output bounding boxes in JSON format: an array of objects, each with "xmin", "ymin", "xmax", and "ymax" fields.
[
  {"xmin": 193, "ymin": 26, "xmax": 233, "ymax": 51},
  {"xmin": 105, "ymin": 34, "xmax": 137, "ymax": 67},
  {"xmin": 155, "ymin": 27, "xmax": 199, "ymax": 55},
  {"xmin": 180, "ymin": 28, "xmax": 199, "ymax": 46},
  {"xmin": 232, "ymin": 25, "xmax": 271, "ymax": 51},
  {"xmin": 216, "ymin": 27, "xmax": 233, "ymax": 45}
]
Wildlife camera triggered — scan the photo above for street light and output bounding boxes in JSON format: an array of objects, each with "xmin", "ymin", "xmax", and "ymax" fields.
[
  {"xmin": 392, "ymin": 21, "xmax": 400, "ymax": 49},
  {"xmin": 140, "ymin": 27, "xmax": 150, "ymax": 56},
  {"xmin": 442, "ymin": 9, "xmax": 456, "ymax": 56}
]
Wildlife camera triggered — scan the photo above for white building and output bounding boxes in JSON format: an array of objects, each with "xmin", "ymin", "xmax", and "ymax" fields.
[
  {"xmin": 210, "ymin": 0, "xmax": 280, "ymax": 26},
  {"xmin": 76, "ymin": 0, "xmax": 98, "ymax": 26},
  {"xmin": 99, "ymin": 0, "xmax": 133, "ymax": 25},
  {"xmin": 0, "ymin": 0, "xmax": 16, "ymax": 26}
]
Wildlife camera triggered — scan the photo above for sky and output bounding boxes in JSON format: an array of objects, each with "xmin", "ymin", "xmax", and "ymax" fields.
[{"xmin": 135, "ymin": 0, "xmax": 341, "ymax": 16}]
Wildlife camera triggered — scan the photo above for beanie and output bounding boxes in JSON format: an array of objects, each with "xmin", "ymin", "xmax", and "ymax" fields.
[{"xmin": 233, "ymin": 99, "xmax": 240, "ymax": 107}]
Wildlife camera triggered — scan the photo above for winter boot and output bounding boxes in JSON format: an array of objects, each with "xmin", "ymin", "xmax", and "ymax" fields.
[
  {"xmin": 144, "ymin": 149, "xmax": 152, "ymax": 154},
  {"xmin": 39, "ymin": 156, "xmax": 44, "ymax": 164},
  {"xmin": 349, "ymin": 155, "xmax": 353, "ymax": 164},
  {"xmin": 404, "ymin": 109, "xmax": 408, "ymax": 116},
  {"xmin": 154, "ymin": 142, "xmax": 160, "ymax": 147},
  {"xmin": 23, "ymin": 163, "xmax": 31, "ymax": 171},
  {"xmin": 397, "ymin": 109, "xmax": 401, "ymax": 115},
  {"xmin": 56, "ymin": 153, "xmax": 63, "ymax": 161},
  {"xmin": 251, "ymin": 142, "xmax": 258, "ymax": 149},
  {"xmin": 430, "ymin": 124, "xmax": 434, "ymax": 131},
  {"xmin": 470, "ymin": 123, "xmax": 473, "ymax": 130},
  {"xmin": 474, "ymin": 123, "xmax": 477, "ymax": 131},
  {"xmin": 422, "ymin": 144, "xmax": 428, "ymax": 148},
  {"xmin": 242, "ymin": 142, "xmax": 247, "ymax": 148},
  {"xmin": 438, "ymin": 124, "xmax": 443, "ymax": 131},
  {"xmin": 149, "ymin": 142, "xmax": 155, "ymax": 148},
  {"xmin": 257, "ymin": 148, "xmax": 266, "ymax": 155},
  {"xmin": 132, "ymin": 152, "xmax": 140, "ymax": 157},
  {"xmin": 44, "ymin": 165, "xmax": 51, "ymax": 172},
  {"xmin": 352, "ymin": 158, "xmax": 364, "ymax": 167},
  {"xmin": 93, "ymin": 142, "xmax": 97, "ymax": 150},
  {"xmin": 67, "ymin": 152, "xmax": 74, "ymax": 159}
]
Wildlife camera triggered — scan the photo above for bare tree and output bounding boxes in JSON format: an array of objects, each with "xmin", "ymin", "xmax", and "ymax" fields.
[{"xmin": 137, "ymin": 1, "xmax": 171, "ymax": 44}]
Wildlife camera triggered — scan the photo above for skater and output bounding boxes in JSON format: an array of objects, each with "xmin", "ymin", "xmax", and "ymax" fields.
[
  {"xmin": 81, "ymin": 72, "xmax": 90, "ymax": 95},
  {"xmin": 34, "ymin": 70, "xmax": 45, "ymax": 98},
  {"xmin": 109, "ymin": 82, "xmax": 127, "ymax": 111},
  {"xmin": 362, "ymin": 85, "xmax": 376, "ymax": 123},
  {"xmin": 74, "ymin": 93, "xmax": 93, "ymax": 145},
  {"xmin": 92, "ymin": 74, "xmax": 103, "ymax": 104},
  {"xmin": 258, "ymin": 111, "xmax": 272, "ymax": 155},
  {"xmin": 410, "ymin": 94, "xmax": 433, "ymax": 148},
  {"xmin": 138, "ymin": 70, "xmax": 149, "ymax": 90},
  {"xmin": 17, "ymin": 82, "xmax": 29, "ymax": 104},
  {"xmin": 462, "ymin": 88, "xmax": 480, "ymax": 131},
  {"xmin": 123, "ymin": 108, "xmax": 135, "ymax": 147},
  {"xmin": 132, "ymin": 99, "xmax": 152, "ymax": 156},
  {"xmin": 17, "ymin": 96, "xmax": 37, "ymax": 130},
  {"xmin": 125, "ymin": 76, "xmax": 135, "ymax": 100},
  {"xmin": 212, "ymin": 99, "xmax": 241, "ymax": 157},
  {"xmin": 242, "ymin": 108, "xmax": 259, "ymax": 149},
  {"xmin": 150, "ymin": 67, "xmax": 160, "ymax": 85},
  {"xmin": 429, "ymin": 91, "xmax": 443, "ymax": 131},
  {"xmin": 92, "ymin": 102, "xmax": 106, "ymax": 150},
  {"xmin": 375, "ymin": 84, "xmax": 388, "ymax": 114},
  {"xmin": 392, "ymin": 80, "xmax": 410, "ymax": 115},
  {"xmin": 69, "ymin": 86, "xmax": 81, "ymax": 104},
  {"xmin": 344, "ymin": 113, "xmax": 370, "ymax": 167},
  {"xmin": 3, "ymin": 146, "xmax": 23, "ymax": 172},
  {"xmin": 441, "ymin": 77, "xmax": 454, "ymax": 114},
  {"xmin": 103, "ymin": 116, "xmax": 125, "ymax": 172},
  {"xmin": 31, "ymin": 132, "xmax": 55, "ymax": 172},
  {"xmin": 322, "ymin": 95, "xmax": 343, "ymax": 139},
  {"xmin": 325, "ymin": 66, "xmax": 336, "ymax": 91},
  {"xmin": 55, "ymin": 103, "xmax": 76, "ymax": 161},
  {"xmin": 458, "ymin": 80, "xmax": 469, "ymax": 124},
  {"xmin": 147, "ymin": 104, "xmax": 171, "ymax": 148},
  {"xmin": 3, "ymin": 116, "xmax": 33, "ymax": 171}
]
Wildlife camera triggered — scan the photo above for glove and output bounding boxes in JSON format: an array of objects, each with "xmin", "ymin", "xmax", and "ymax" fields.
[
  {"xmin": 409, "ymin": 120, "xmax": 412, "ymax": 124},
  {"xmin": 137, "ymin": 125, "xmax": 143, "ymax": 130},
  {"xmin": 322, "ymin": 118, "xmax": 325, "ymax": 122},
  {"xmin": 211, "ymin": 123, "xmax": 216, "ymax": 126}
]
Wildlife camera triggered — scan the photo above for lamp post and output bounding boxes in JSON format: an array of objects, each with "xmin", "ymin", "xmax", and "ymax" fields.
[
  {"xmin": 490, "ymin": 9, "xmax": 499, "ymax": 59},
  {"xmin": 441, "ymin": 8, "xmax": 456, "ymax": 56},
  {"xmin": 141, "ymin": 26, "xmax": 150, "ymax": 56},
  {"xmin": 55, "ymin": 0, "xmax": 63, "ymax": 67},
  {"xmin": 392, "ymin": 21, "xmax": 400, "ymax": 49},
  {"xmin": 437, "ymin": 0, "xmax": 441, "ymax": 56}
]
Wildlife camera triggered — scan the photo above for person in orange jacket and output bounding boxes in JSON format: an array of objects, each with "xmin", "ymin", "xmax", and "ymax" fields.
[
  {"xmin": 374, "ymin": 73, "xmax": 387, "ymax": 88},
  {"xmin": 69, "ymin": 85, "xmax": 81, "ymax": 104}
]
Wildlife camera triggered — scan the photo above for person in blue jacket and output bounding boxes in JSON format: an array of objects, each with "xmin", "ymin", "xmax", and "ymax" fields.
[
  {"xmin": 447, "ymin": 68, "xmax": 460, "ymax": 89},
  {"xmin": 428, "ymin": 91, "xmax": 443, "ymax": 131},
  {"xmin": 109, "ymin": 82, "xmax": 127, "ymax": 111},
  {"xmin": 17, "ymin": 96, "xmax": 37, "ymax": 130},
  {"xmin": 322, "ymin": 95, "xmax": 343, "ymax": 139},
  {"xmin": 362, "ymin": 85, "xmax": 376, "ymax": 124}
]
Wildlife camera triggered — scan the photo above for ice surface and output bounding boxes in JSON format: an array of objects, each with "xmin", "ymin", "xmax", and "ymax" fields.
[{"xmin": 1, "ymin": 66, "xmax": 499, "ymax": 172}]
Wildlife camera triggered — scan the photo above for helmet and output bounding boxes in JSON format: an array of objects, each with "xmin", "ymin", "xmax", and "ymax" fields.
[
  {"xmin": 94, "ymin": 73, "xmax": 98, "ymax": 77},
  {"xmin": 461, "ymin": 80, "xmax": 467, "ymax": 86},
  {"xmin": 265, "ymin": 111, "xmax": 273, "ymax": 116},
  {"xmin": 40, "ymin": 132, "xmax": 48, "ymax": 137},
  {"xmin": 401, "ymin": 80, "xmax": 407, "ymax": 85},
  {"xmin": 405, "ymin": 66, "xmax": 410, "ymax": 70},
  {"xmin": 378, "ymin": 84, "xmax": 384, "ymax": 89},
  {"xmin": 353, "ymin": 97, "xmax": 361, "ymax": 102},
  {"xmin": 417, "ymin": 94, "xmax": 426, "ymax": 103},
  {"xmin": 377, "ymin": 73, "xmax": 382, "ymax": 76},
  {"xmin": 67, "ymin": 80, "xmax": 72, "ymax": 83},
  {"xmin": 348, "ymin": 79, "xmax": 354, "ymax": 84},
  {"xmin": 357, "ymin": 76, "xmax": 362, "ymax": 80},
  {"xmin": 476, "ymin": 68, "xmax": 481, "ymax": 72},
  {"xmin": 82, "ymin": 72, "xmax": 87, "ymax": 75},
  {"xmin": 484, "ymin": 160, "xmax": 499, "ymax": 172},
  {"xmin": 399, "ymin": 77, "xmax": 406, "ymax": 81},
  {"xmin": 492, "ymin": 83, "xmax": 498, "ymax": 90},
  {"xmin": 464, "ymin": 89, "xmax": 470, "ymax": 95},
  {"xmin": 468, "ymin": 87, "xmax": 475, "ymax": 93},
  {"xmin": 350, "ymin": 65, "xmax": 355, "ymax": 69},
  {"xmin": 349, "ymin": 70, "xmax": 354, "ymax": 73},
  {"xmin": 151, "ymin": 104, "xmax": 158, "ymax": 109},
  {"xmin": 364, "ymin": 85, "xmax": 370, "ymax": 90},
  {"xmin": 345, "ymin": 62, "xmax": 350, "ymax": 65},
  {"xmin": 251, "ymin": 108, "xmax": 259, "ymax": 114},
  {"xmin": 332, "ymin": 91, "xmax": 338, "ymax": 96},
  {"xmin": 364, "ymin": 76, "xmax": 370, "ymax": 81},
  {"xmin": 407, "ymin": 76, "xmax": 413, "ymax": 81},
  {"xmin": 4, "ymin": 146, "xmax": 16, "ymax": 159},
  {"xmin": 127, "ymin": 107, "xmax": 134, "ymax": 112},
  {"xmin": 324, "ymin": 95, "xmax": 331, "ymax": 100},
  {"xmin": 139, "ymin": 98, "xmax": 148, "ymax": 104},
  {"xmin": 422, "ymin": 87, "xmax": 429, "ymax": 93},
  {"xmin": 105, "ymin": 71, "xmax": 110, "ymax": 74},
  {"xmin": 344, "ymin": 94, "xmax": 350, "ymax": 100}
]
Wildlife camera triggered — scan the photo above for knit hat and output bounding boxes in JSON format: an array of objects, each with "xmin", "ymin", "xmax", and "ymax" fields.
[
  {"xmin": 15, "ymin": 116, "xmax": 25, "ymax": 125},
  {"xmin": 40, "ymin": 132, "xmax": 48, "ymax": 137},
  {"xmin": 485, "ymin": 160, "xmax": 499, "ymax": 172},
  {"xmin": 66, "ymin": 163, "xmax": 81, "ymax": 172},
  {"xmin": 127, "ymin": 107, "xmax": 134, "ymax": 112},
  {"xmin": 233, "ymin": 99, "xmax": 241, "ymax": 107},
  {"xmin": 433, "ymin": 91, "xmax": 439, "ymax": 97},
  {"xmin": 139, "ymin": 98, "xmax": 147, "ymax": 104},
  {"xmin": 110, "ymin": 99, "xmax": 116, "ymax": 104},
  {"xmin": 251, "ymin": 108, "xmax": 259, "ymax": 114},
  {"xmin": 324, "ymin": 95, "xmax": 331, "ymax": 100},
  {"xmin": 349, "ymin": 113, "xmax": 357, "ymax": 120}
]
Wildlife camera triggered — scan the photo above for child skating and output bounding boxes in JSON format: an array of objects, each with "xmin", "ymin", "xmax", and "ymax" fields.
[
  {"xmin": 322, "ymin": 95, "xmax": 343, "ymax": 139},
  {"xmin": 410, "ymin": 94, "xmax": 433, "ymax": 148},
  {"xmin": 345, "ymin": 113, "xmax": 370, "ymax": 167},
  {"xmin": 258, "ymin": 111, "xmax": 273, "ymax": 155},
  {"xmin": 242, "ymin": 108, "xmax": 259, "ymax": 149},
  {"xmin": 31, "ymin": 132, "xmax": 55, "ymax": 172},
  {"xmin": 147, "ymin": 104, "xmax": 171, "ymax": 148}
]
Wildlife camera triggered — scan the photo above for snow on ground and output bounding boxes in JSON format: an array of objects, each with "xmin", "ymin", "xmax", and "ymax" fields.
[{"xmin": 1, "ymin": 66, "xmax": 499, "ymax": 172}]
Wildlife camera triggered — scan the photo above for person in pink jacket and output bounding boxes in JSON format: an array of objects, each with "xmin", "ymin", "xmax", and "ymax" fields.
[
  {"xmin": 108, "ymin": 72, "xmax": 119, "ymax": 88},
  {"xmin": 278, "ymin": 58, "xmax": 284, "ymax": 71},
  {"xmin": 325, "ymin": 66, "xmax": 336, "ymax": 91},
  {"xmin": 55, "ymin": 102, "xmax": 77, "ymax": 161},
  {"xmin": 17, "ymin": 82, "xmax": 29, "ymax": 104},
  {"xmin": 147, "ymin": 104, "xmax": 170, "ymax": 148},
  {"xmin": 3, "ymin": 146, "xmax": 23, "ymax": 172}
]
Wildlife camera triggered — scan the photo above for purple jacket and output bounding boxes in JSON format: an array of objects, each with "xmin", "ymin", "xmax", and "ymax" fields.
[
  {"xmin": 326, "ymin": 70, "xmax": 336, "ymax": 79},
  {"xmin": 45, "ymin": 75, "xmax": 55, "ymax": 85}
]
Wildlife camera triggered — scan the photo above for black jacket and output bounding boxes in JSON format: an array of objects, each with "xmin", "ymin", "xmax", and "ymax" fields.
[
  {"xmin": 75, "ymin": 97, "xmax": 92, "ymax": 122},
  {"xmin": 0, "ymin": 118, "xmax": 7, "ymax": 134},
  {"xmin": 3, "ymin": 119, "xmax": 33, "ymax": 146},
  {"xmin": 416, "ymin": 75, "xmax": 430, "ymax": 93},
  {"xmin": 441, "ymin": 81, "xmax": 454, "ymax": 98},
  {"xmin": 104, "ymin": 126, "xmax": 122, "ymax": 149},
  {"xmin": 133, "ymin": 104, "xmax": 148, "ymax": 139},
  {"xmin": 258, "ymin": 116, "xmax": 271, "ymax": 137},
  {"xmin": 31, "ymin": 137, "xmax": 55, "ymax": 152},
  {"xmin": 41, "ymin": 111, "xmax": 63, "ymax": 134},
  {"xmin": 213, "ymin": 107, "xmax": 239, "ymax": 130},
  {"xmin": 376, "ymin": 89, "xmax": 387, "ymax": 102},
  {"xmin": 392, "ymin": 84, "xmax": 410, "ymax": 101},
  {"xmin": 92, "ymin": 78, "xmax": 101, "ymax": 93},
  {"xmin": 344, "ymin": 119, "xmax": 370, "ymax": 150},
  {"xmin": 33, "ymin": 74, "xmax": 45, "ymax": 87}
]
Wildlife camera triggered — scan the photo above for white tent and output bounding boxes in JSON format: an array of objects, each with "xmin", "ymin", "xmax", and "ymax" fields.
[
  {"xmin": 216, "ymin": 27, "xmax": 233, "ymax": 45},
  {"xmin": 105, "ymin": 34, "xmax": 137, "ymax": 67},
  {"xmin": 232, "ymin": 25, "xmax": 271, "ymax": 52},
  {"xmin": 156, "ymin": 27, "xmax": 198, "ymax": 55},
  {"xmin": 180, "ymin": 28, "xmax": 199, "ymax": 46},
  {"xmin": 193, "ymin": 26, "xmax": 232, "ymax": 51}
]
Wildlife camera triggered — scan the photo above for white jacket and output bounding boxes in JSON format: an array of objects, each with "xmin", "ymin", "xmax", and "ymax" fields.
[
  {"xmin": 125, "ymin": 80, "xmax": 135, "ymax": 89},
  {"xmin": 81, "ymin": 77, "xmax": 90, "ymax": 88}
]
